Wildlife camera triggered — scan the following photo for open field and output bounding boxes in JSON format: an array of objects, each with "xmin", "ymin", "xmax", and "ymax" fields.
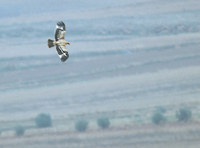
[
  {"xmin": 1, "ymin": 122, "xmax": 200, "ymax": 148},
  {"xmin": 0, "ymin": 0, "xmax": 200, "ymax": 147}
]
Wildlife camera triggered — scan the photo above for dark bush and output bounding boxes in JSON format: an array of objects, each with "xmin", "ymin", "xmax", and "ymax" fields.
[
  {"xmin": 15, "ymin": 125, "xmax": 25, "ymax": 136},
  {"xmin": 176, "ymin": 107, "xmax": 192, "ymax": 122},
  {"xmin": 35, "ymin": 113, "xmax": 52, "ymax": 128},
  {"xmin": 75, "ymin": 119, "xmax": 88, "ymax": 132},
  {"xmin": 97, "ymin": 116, "xmax": 110, "ymax": 129},
  {"xmin": 152, "ymin": 112, "xmax": 166, "ymax": 125}
]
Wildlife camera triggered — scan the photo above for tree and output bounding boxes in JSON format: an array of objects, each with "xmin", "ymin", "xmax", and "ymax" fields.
[
  {"xmin": 35, "ymin": 113, "xmax": 52, "ymax": 128},
  {"xmin": 152, "ymin": 112, "xmax": 166, "ymax": 125},
  {"xmin": 97, "ymin": 116, "xmax": 110, "ymax": 129},
  {"xmin": 15, "ymin": 125, "xmax": 25, "ymax": 136},
  {"xmin": 75, "ymin": 119, "xmax": 88, "ymax": 132},
  {"xmin": 176, "ymin": 107, "xmax": 192, "ymax": 122}
]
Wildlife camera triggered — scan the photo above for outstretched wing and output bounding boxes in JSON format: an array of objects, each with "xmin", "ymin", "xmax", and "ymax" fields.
[
  {"xmin": 55, "ymin": 21, "xmax": 66, "ymax": 41},
  {"xmin": 56, "ymin": 45, "xmax": 65, "ymax": 55},
  {"xmin": 56, "ymin": 45, "xmax": 69, "ymax": 62}
]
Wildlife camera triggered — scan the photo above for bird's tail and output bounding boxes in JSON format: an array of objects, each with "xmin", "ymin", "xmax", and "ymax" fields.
[{"xmin": 48, "ymin": 39, "xmax": 54, "ymax": 48}]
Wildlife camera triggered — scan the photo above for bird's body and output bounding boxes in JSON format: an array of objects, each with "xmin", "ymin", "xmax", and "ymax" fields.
[
  {"xmin": 48, "ymin": 21, "xmax": 70, "ymax": 62},
  {"xmin": 55, "ymin": 39, "xmax": 68, "ymax": 53},
  {"xmin": 55, "ymin": 39, "xmax": 69, "ymax": 47}
]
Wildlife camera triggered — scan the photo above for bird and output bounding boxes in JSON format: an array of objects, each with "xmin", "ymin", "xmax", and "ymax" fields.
[{"xmin": 48, "ymin": 21, "xmax": 70, "ymax": 62}]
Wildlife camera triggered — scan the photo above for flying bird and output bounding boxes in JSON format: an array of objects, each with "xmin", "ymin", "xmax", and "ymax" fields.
[{"xmin": 48, "ymin": 21, "xmax": 70, "ymax": 62}]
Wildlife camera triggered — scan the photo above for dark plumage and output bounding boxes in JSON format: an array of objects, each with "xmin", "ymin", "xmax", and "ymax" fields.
[
  {"xmin": 57, "ymin": 21, "xmax": 66, "ymax": 30},
  {"xmin": 48, "ymin": 39, "xmax": 54, "ymax": 48}
]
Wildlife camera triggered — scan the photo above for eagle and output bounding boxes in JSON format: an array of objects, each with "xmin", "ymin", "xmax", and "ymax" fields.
[{"xmin": 48, "ymin": 21, "xmax": 70, "ymax": 62}]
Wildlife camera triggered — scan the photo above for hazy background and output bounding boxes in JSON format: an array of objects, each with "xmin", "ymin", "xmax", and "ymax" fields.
[{"xmin": 0, "ymin": 0, "xmax": 200, "ymax": 147}]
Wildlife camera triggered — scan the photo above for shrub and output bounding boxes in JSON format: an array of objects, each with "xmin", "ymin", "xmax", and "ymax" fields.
[
  {"xmin": 75, "ymin": 119, "xmax": 88, "ymax": 132},
  {"xmin": 152, "ymin": 112, "xmax": 166, "ymax": 125},
  {"xmin": 97, "ymin": 116, "xmax": 110, "ymax": 129},
  {"xmin": 15, "ymin": 125, "xmax": 25, "ymax": 136},
  {"xmin": 176, "ymin": 107, "xmax": 192, "ymax": 122},
  {"xmin": 35, "ymin": 113, "xmax": 52, "ymax": 128}
]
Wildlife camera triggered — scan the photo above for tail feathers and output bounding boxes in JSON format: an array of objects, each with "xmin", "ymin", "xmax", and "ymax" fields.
[{"xmin": 48, "ymin": 39, "xmax": 54, "ymax": 48}]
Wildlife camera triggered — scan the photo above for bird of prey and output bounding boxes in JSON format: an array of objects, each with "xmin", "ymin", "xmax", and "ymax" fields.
[{"xmin": 48, "ymin": 21, "xmax": 70, "ymax": 62}]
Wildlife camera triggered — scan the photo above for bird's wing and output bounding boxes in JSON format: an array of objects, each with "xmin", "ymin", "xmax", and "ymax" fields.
[
  {"xmin": 56, "ymin": 45, "xmax": 69, "ymax": 62},
  {"xmin": 56, "ymin": 45, "xmax": 67, "ymax": 55},
  {"xmin": 55, "ymin": 21, "xmax": 66, "ymax": 41},
  {"xmin": 56, "ymin": 45, "xmax": 64, "ymax": 55}
]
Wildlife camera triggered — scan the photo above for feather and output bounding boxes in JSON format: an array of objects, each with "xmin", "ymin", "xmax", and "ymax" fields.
[
  {"xmin": 56, "ymin": 45, "xmax": 69, "ymax": 62},
  {"xmin": 48, "ymin": 39, "xmax": 54, "ymax": 48},
  {"xmin": 56, "ymin": 21, "xmax": 66, "ymax": 31}
]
